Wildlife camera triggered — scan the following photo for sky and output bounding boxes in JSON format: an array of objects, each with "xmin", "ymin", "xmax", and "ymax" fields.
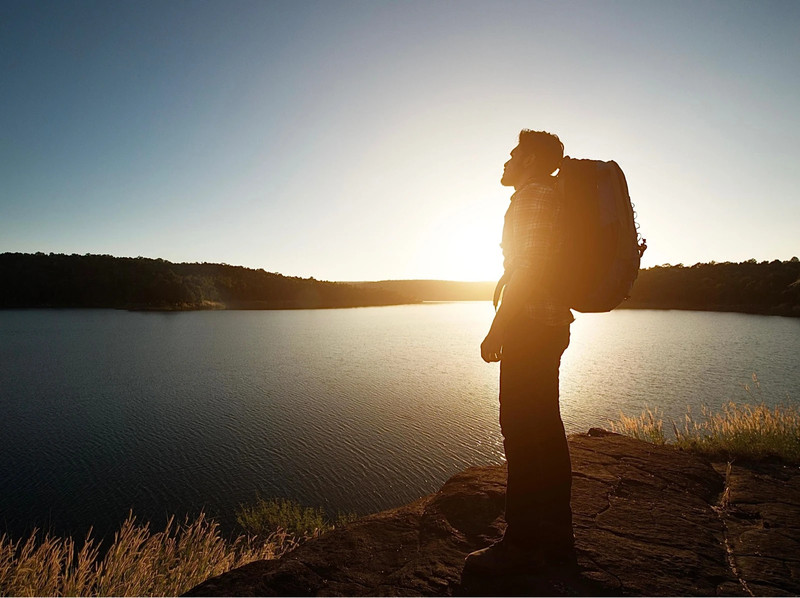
[{"xmin": 2, "ymin": 0, "xmax": 799, "ymax": 282}]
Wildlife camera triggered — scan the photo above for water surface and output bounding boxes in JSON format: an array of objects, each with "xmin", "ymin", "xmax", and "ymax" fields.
[{"xmin": 0, "ymin": 305, "xmax": 797, "ymax": 540}]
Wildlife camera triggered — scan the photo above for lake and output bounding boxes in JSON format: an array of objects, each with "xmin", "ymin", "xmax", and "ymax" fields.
[{"xmin": 1, "ymin": 304, "xmax": 798, "ymax": 541}]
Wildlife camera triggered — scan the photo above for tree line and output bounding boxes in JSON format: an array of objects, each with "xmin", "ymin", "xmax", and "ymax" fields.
[
  {"xmin": 624, "ymin": 258, "xmax": 800, "ymax": 317},
  {"xmin": 359, "ymin": 259, "xmax": 800, "ymax": 318},
  {"xmin": 2, "ymin": 253, "xmax": 798, "ymax": 316},
  {"xmin": 0, "ymin": 253, "xmax": 415, "ymax": 310}
]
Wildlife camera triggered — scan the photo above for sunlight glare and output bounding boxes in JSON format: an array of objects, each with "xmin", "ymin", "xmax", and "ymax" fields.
[{"xmin": 414, "ymin": 207, "xmax": 504, "ymax": 282}]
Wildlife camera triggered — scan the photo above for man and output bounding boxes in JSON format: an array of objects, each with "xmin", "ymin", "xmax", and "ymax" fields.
[{"xmin": 465, "ymin": 130, "xmax": 575, "ymax": 575}]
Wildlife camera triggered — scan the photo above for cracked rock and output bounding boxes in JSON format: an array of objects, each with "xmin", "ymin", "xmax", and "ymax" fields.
[{"xmin": 185, "ymin": 433, "xmax": 800, "ymax": 597}]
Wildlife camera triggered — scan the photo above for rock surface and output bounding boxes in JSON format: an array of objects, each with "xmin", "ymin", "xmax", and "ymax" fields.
[{"xmin": 186, "ymin": 431, "xmax": 800, "ymax": 596}]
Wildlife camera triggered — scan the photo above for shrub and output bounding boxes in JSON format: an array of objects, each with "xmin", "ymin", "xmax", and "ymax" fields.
[{"xmin": 235, "ymin": 497, "xmax": 357, "ymax": 539}]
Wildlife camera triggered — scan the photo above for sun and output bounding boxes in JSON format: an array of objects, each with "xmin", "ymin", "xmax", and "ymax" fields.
[{"xmin": 413, "ymin": 209, "xmax": 504, "ymax": 282}]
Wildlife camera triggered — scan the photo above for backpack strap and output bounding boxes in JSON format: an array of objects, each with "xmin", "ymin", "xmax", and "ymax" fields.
[{"xmin": 493, "ymin": 271, "xmax": 508, "ymax": 311}]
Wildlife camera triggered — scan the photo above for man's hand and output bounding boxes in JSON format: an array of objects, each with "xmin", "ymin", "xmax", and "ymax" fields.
[
  {"xmin": 480, "ymin": 328, "xmax": 503, "ymax": 363},
  {"xmin": 482, "ymin": 268, "xmax": 533, "ymax": 363}
]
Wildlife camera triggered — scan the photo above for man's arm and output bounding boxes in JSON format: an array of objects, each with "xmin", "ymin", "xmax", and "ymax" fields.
[
  {"xmin": 480, "ymin": 268, "xmax": 536, "ymax": 363},
  {"xmin": 481, "ymin": 182, "xmax": 560, "ymax": 363}
]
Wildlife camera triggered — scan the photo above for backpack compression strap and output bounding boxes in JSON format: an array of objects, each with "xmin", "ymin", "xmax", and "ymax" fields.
[{"xmin": 493, "ymin": 272, "xmax": 508, "ymax": 311}]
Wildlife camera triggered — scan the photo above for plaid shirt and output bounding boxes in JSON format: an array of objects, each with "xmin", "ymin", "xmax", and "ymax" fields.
[{"xmin": 500, "ymin": 177, "xmax": 574, "ymax": 326}]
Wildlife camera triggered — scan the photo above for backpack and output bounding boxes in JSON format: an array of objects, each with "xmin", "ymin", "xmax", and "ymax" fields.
[{"xmin": 493, "ymin": 157, "xmax": 646, "ymax": 313}]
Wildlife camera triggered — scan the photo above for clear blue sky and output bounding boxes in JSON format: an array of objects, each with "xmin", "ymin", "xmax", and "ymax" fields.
[{"xmin": 2, "ymin": 0, "xmax": 798, "ymax": 281}]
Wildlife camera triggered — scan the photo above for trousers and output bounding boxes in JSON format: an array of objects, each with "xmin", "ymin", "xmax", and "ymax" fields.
[{"xmin": 499, "ymin": 314, "xmax": 572, "ymax": 548}]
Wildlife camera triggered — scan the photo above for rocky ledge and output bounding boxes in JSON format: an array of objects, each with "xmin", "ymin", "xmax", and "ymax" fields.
[{"xmin": 186, "ymin": 431, "xmax": 800, "ymax": 596}]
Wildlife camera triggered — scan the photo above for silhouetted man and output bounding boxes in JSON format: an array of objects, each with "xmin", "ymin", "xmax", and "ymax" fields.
[{"xmin": 465, "ymin": 130, "xmax": 575, "ymax": 575}]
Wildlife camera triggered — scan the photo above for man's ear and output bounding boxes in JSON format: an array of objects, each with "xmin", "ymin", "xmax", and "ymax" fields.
[{"xmin": 522, "ymin": 153, "xmax": 537, "ymax": 170}]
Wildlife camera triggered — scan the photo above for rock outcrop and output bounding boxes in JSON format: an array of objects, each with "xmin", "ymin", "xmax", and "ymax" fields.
[{"xmin": 186, "ymin": 431, "xmax": 800, "ymax": 596}]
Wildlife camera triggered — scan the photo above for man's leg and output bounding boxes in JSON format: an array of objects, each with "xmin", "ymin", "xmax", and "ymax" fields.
[
  {"xmin": 499, "ymin": 315, "xmax": 572, "ymax": 552},
  {"xmin": 465, "ymin": 315, "xmax": 573, "ymax": 574}
]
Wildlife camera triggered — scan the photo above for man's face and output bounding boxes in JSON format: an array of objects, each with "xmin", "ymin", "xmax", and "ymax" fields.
[{"xmin": 501, "ymin": 144, "xmax": 534, "ymax": 189}]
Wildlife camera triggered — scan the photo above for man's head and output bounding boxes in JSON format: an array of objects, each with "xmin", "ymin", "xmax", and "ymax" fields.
[{"xmin": 501, "ymin": 130, "xmax": 564, "ymax": 189}]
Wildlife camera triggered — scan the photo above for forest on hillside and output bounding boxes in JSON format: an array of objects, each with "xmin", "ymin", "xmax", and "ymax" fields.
[
  {"xmin": 0, "ymin": 253, "xmax": 415, "ymax": 310},
  {"xmin": 623, "ymin": 259, "xmax": 800, "ymax": 317},
  {"xmin": 360, "ymin": 259, "xmax": 800, "ymax": 318},
  {"xmin": 351, "ymin": 280, "xmax": 496, "ymax": 302},
  {"xmin": 2, "ymin": 253, "xmax": 798, "ymax": 316}
]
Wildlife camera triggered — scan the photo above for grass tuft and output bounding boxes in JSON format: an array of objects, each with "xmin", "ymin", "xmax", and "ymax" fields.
[
  {"xmin": 610, "ymin": 407, "xmax": 667, "ymax": 445},
  {"xmin": 236, "ymin": 497, "xmax": 357, "ymax": 539},
  {"xmin": 0, "ymin": 511, "xmax": 292, "ymax": 597},
  {"xmin": 611, "ymin": 401, "xmax": 800, "ymax": 464}
]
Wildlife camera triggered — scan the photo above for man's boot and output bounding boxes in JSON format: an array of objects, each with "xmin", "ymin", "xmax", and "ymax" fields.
[
  {"xmin": 463, "ymin": 538, "xmax": 541, "ymax": 576},
  {"xmin": 464, "ymin": 533, "xmax": 578, "ymax": 577}
]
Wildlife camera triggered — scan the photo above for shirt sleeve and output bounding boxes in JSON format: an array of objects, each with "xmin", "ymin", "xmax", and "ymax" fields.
[
  {"xmin": 500, "ymin": 204, "xmax": 514, "ymax": 272},
  {"xmin": 509, "ymin": 186, "xmax": 561, "ymax": 285}
]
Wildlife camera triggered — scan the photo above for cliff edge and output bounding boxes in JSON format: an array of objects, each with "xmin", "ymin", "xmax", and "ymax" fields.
[{"xmin": 186, "ymin": 431, "xmax": 800, "ymax": 596}]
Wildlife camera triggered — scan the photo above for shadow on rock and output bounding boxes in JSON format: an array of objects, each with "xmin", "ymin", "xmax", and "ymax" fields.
[{"xmin": 456, "ymin": 566, "xmax": 618, "ymax": 597}]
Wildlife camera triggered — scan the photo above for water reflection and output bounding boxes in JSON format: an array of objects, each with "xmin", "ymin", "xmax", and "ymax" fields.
[{"xmin": 0, "ymin": 305, "xmax": 797, "ymax": 542}]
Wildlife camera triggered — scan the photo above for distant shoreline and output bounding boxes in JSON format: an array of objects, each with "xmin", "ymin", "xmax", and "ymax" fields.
[
  {"xmin": 617, "ymin": 301, "xmax": 799, "ymax": 318},
  {"xmin": 2, "ymin": 253, "xmax": 797, "ymax": 317},
  {"xmin": 0, "ymin": 253, "xmax": 418, "ymax": 312},
  {"xmin": 135, "ymin": 303, "xmax": 796, "ymax": 317},
  {"xmin": 4, "ymin": 302, "xmax": 795, "ymax": 319},
  {"xmin": 128, "ymin": 299, "xmax": 420, "ymax": 311}
]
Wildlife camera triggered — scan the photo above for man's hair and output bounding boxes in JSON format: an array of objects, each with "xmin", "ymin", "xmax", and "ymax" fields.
[{"xmin": 517, "ymin": 129, "xmax": 564, "ymax": 175}]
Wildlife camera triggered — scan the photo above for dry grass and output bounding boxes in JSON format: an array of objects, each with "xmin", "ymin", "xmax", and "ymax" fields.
[
  {"xmin": 671, "ymin": 402, "xmax": 800, "ymax": 463},
  {"xmin": 609, "ymin": 407, "xmax": 667, "ymax": 445},
  {"xmin": 0, "ymin": 511, "xmax": 296, "ymax": 597},
  {"xmin": 611, "ymin": 399, "xmax": 800, "ymax": 464}
]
